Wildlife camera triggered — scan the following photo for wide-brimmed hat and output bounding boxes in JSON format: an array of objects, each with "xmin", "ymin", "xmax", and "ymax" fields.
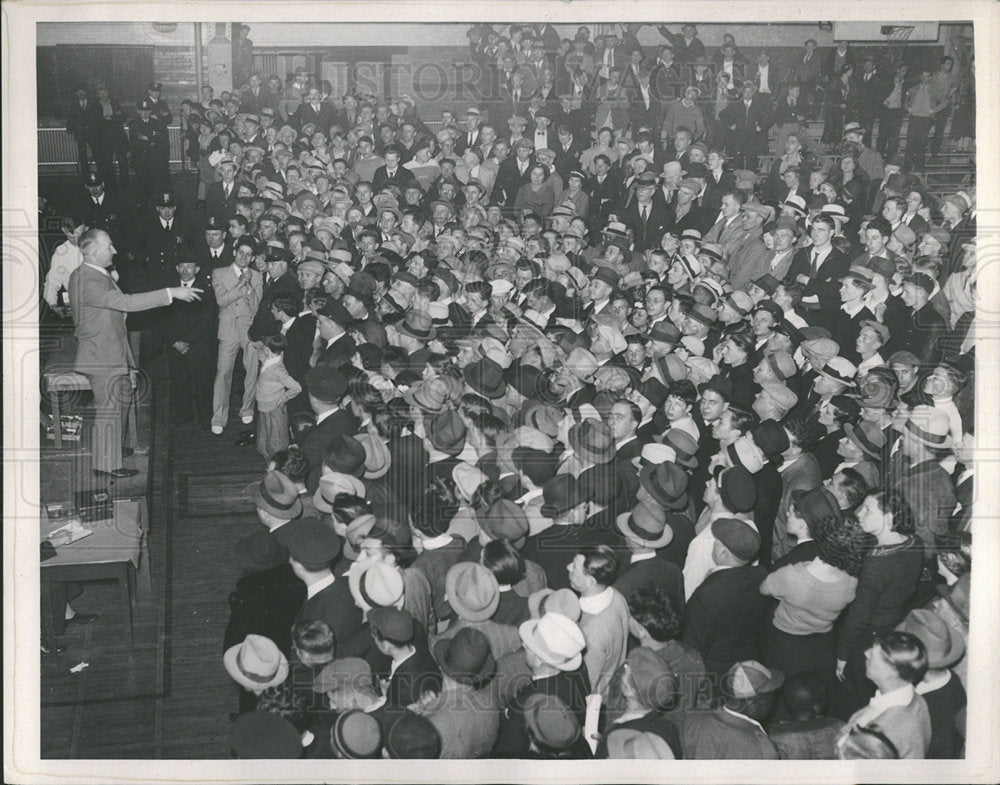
[
  {"xmin": 229, "ymin": 712, "xmax": 302, "ymax": 759},
  {"xmin": 527, "ymin": 587, "xmax": 582, "ymax": 622},
  {"xmin": 397, "ymin": 309, "xmax": 437, "ymax": 342},
  {"xmin": 463, "ymin": 357, "xmax": 508, "ymax": 399},
  {"xmin": 354, "ymin": 432, "xmax": 391, "ymax": 479},
  {"xmin": 519, "ymin": 613, "xmax": 586, "ymax": 671},
  {"xmin": 477, "ymin": 498, "xmax": 529, "ymax": 548},
  {"xmin": 663, "ymin": 429, "xmax": 699, "ymax": 469},
  {"xmin": 606, "ymin": 728, "xmax": 675, "ymax": 759},
  {"xmin": 523, "ymin": 693, "xmax": 581, "ymax": 751},
  {"xmin": 540, "ymin": 473, "xmax": 588, "ymax": 518},
  {"xmin": 902, "ymin": 405, "xmax": 954, "ymax": 450},
  {"xmin": 329, "ymin": 709, "xmax": 382, "ymax": 759},
  {"xmin": 844, "ymin": 420, "xmax": 886, "ymax": 459},
  {"xmin": 223, "ymin": 634, "xmax": 289, "ymax": 691},
  {"xmin": 616, "ymin": 500, "xmax": 674, "ymax": 548},
  {"xmin": 246, "ymin": 470, "xmax": 303, "ymax": 519},
  {"xmin": 273, "ymin": 515, "xmax": 341, "ymax": 570},
  {"xmin": 433, "ymin": 627, "xmax": 497, "ymax": 686},
  {"xmin": 816, "ymin": 356, "xmax": 857, "ymax": 387},
  {"xmin": 568, "ymin": 418, "xmax": 615, "ymax": 464},
  {"xmin": 349, "ymin": 559, "xmax": 405, "ymax": 613},
  {"xmin": 639, "ymin": 461, "xmax": 689, "ymax": 510},
  {"xmin": 402, "ymin": 376, "xmax": 451, "ymax": 413},
  {"xmin": 895, "ymin": 608, "xmax": 966, "ymax": 669},
  {"xmin": 445, "ymin": 562, "xmax": 500, "ymax": 622}
]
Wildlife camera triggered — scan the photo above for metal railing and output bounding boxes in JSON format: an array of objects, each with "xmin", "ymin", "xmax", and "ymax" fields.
[{"xmin": 37, "ymin": 126, "xmax": 185, "ymax": 167}]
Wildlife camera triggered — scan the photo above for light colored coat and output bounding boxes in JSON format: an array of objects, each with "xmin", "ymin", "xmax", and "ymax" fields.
[
  {"xmin": 212, "ymin": 263, "xmax": 262, "ymax": 343},
  {"xmin": 579, "ymin": 587, "xmax": 630, "ymax": 699}
]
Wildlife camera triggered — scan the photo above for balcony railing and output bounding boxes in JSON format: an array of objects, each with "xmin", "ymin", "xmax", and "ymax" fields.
[{"xmin": 37, "ymin": 126, "xmax": 185, "ymax": 167}]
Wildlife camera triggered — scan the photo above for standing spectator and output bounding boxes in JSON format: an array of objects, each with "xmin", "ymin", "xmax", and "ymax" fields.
[
  {"xmin": 929, "ymin": 57, "xmax": 960, "ymax": 158},
  {"xmin": 129, "ymin": 98, "xmax": 171, "ymax": 208},
  {"xmin": 904, "ymin": 68, "xmax": 948, "ymax": 172},
  {"xmin": 719, "ymin": 82, "xmax": 770, "ymax": 171},
  {"xmin": 65, "ymin": 85, "xmax": 99, "ymax": 176},
  {"xmin": 254, "ymin": 333, "xmax": 302, "ymax": 459},
  {"xmin": 163, "ymin": 259, "xmax": 216, "ymax": 428},
  {"xmin": 92, "ymin": 86, "xmax": 131, "ymax": 188}
]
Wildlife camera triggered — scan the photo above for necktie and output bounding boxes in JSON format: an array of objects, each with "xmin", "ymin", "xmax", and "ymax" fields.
[
  {"xmin": 810, "ymin": 251, "xmax": 819, "ymax": 276},
  {"xmin": 641, "ymin": 205, "xmax": 649, "ymax": 222}
]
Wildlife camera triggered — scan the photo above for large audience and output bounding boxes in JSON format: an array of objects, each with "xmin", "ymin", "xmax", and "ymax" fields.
[{"xmin": 48, "ymin": 22, "xmax": 975, "ymax": 760}]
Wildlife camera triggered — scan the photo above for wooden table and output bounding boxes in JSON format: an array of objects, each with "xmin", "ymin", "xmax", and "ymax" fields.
[
  {"xmin": 42, "ymin": 336, "xmax": 137, "ymax": 449},
  {"xmin": 41, "ymin": 499, "xmax": 148, "ymax": 653}
]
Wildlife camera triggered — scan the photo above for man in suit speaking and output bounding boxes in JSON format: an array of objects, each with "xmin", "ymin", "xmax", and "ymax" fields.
[{"xmin": 69, "ymin": 229, "xmax": 203, "ymax": 478}]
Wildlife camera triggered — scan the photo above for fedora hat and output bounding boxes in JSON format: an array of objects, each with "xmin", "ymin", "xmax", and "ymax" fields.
[
  {"xmin": 274, "ymin": 515, "xmax": 341, "ymax": 570},
  {"xmin": 446, "ymin": 562, "xmax": 500, "ymax": 622},
  {"xmin": 631, "ymin": 442, "xmax": 677, "ymax": 472},
  {"xmin": 903, "ymin": 405, "xmax": 954, "ymax": 450},
  {"xmin": 342, "ymin": 513, "xmax": 379, "ymax": 560},
  {"xmin": 247, "ymin": 470, "xmax": 303, "ymax": 519},
  {"xmin": 224, "ymin": 634, "xmax": 289, "ymax": 691},
  {"xmin": 433, "ymin": 627, "xmax": 497, "ymax": 686},
  {"xmin": 354, "ymin": 432, "xmax": 391, "ymax": 479},
  {"xmin": 349, "ymin": 560, "xmax": 405, "ymax": 613},
  {"xmin": 427, "ymin": 409, "xmax": 467, "ymax": 455},
  {"xmin": 234, "ymin": 529, "xmax": 287, "ymax": 573},
  {"xmin": 397, "ymin": 309, "xmax": 437, "ymax": 342},
  {"xmin": 606, "ymin": 728, "xmax": 675, "ymax": 759},
  {"xmin": 519, "ymin": 613, "xmax": 586, "ymax": 671},
  {"xmin": 402, "ymin": 376, "xmax": 451, "ymax": 413},
  {"xmin": 616, "ymin": 500, "xmax": 674, "ymax": 548},
  {"xmin": 329, "ymin": 709, "xmax": 382, "ymax": 759},
  {"xmin": 312, "ymin": 471, "xmax": 366, "ymax": 516},
  {"xmin": 463, "ymin": 357, "xmax": 508, "ymax": 399},
  {"xmin": 564, "ymin": 347, "xmax": 600, "ymax": 383},
  {"xmin": 844, "ymin": 420, "xmax": 886, "ymax": 459},
  {"xmin": 523, "ymin": 693, "xmax": 581, "ymax": 751},
  {"xmin": 568, "ymin": 418, "xmax": 615, "ymax": 464},
  {"xmin": 478, "ymin": 498, "xmax": 530, "ymax": 548},
  {"xmin": 663, "ymin": 429, "xmax": 699, "ymax": 469},
  {"xmin": 895, "ymin": 608, "xmax": 965, "ymax": 669},
  {"xmin": 527, "ymin": 587, "xmax": 582, "ymax": 622},
  {"xmin": 541, "ymin": 473, "xmax": 588, "ymax": 519},
  {"xmin": 816, "ymin": 356, "xmax": 857, "ymax": 387},
  {"xmin": 639, "ymin": 461, "xmax": 689, "ymax": 510}
]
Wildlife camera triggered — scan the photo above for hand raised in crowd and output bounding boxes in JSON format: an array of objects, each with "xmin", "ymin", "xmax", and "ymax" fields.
[{"xmin": 170, "ymin": 286, "xmax": 203, "ymax": 302}]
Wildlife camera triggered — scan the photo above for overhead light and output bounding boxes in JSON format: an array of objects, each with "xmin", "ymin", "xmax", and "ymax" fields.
[{"xmin": 152, "ymin": 22, "xmax": 178, "ymax": 34}]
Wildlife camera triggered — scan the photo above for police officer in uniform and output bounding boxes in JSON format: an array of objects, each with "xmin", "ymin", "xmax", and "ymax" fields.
[{"xmin": 129, "ymin": 95, "xmax": 171, "ymax": 208}]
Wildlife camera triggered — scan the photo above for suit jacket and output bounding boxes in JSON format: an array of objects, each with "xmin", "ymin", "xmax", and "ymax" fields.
[
  {"xmin": 162, "ymin": 274, "xmax": 217, "ymax": 347},
  {"xmin": 292, "ymin": 101, "xmax": 337, "ymax": 132},
  {"xmin": 702, "ymin": 170, "xmax": 737, "ymax": 213},
  {"xmin": 205, "ymin": 180, "xmax": 240, "ymax": 224},
  {"xmin": 683, "ymin": 707, "xmax": 780, "ymax": 759},
  {"xmin": 627, "ymin": 87, "xmax": 665, "ymax": 136},
  {"xmin": 283, "ymin": 312, "xmax": 317, "ymax": 384},
  {"xmin": 248, "ymin": 270, "xmax": 302, "ymax": 342},
  {"xmin": 212, "ymin": 264, "xmax": 263, "ymax": 342},
  {"xmin": 294, "ymin": 577, "xmax": 364, "ymax": 646},
  {"xmin": 77, "ymin": 191, "xmax": 132, "ymax": 249},
  {"xmin": 132, "ymin": 214, "xmax": 198, "ymax": 289},
  {"xmin": 703, "ymin": 215, "xmax": 745, "ymax": 258},
  {"xmin": 379, "ymin": 645, "xmax": 442, "ymax": 709},
  {"xmin": 317, "ymin": 332, "xmax": 357, "ymax": 370},
  {"xmin": 493, "ymin": 156, "xmax": 535, "ymax": 206},
  {"xmin": 681, "ymin": 564, "xmax": 770, "ymax": 680},
  {"xmin": 302, "ymin": 409, "xmax": 362, "ymax": 492},
  {"xmin": 372, "ymin": 164, "xmax": 418, "ymax": 194},
  {"xmin": 417, "ymin": 682, "xmax": 500, "ymax": 759},
  {"xmin": 786, "ymin": 246, "xmax": 851, "ymax": 317},
  {"xmin": 621, "ymin": 199, "xmax": 672, "ymax": 252},
  {"xmin": 68, "ymin": 263, "xmax": 171, "ymax": 377},
  {"xmin": 727, "ymin": 229, "xmax": 772, "ymax": 291}
]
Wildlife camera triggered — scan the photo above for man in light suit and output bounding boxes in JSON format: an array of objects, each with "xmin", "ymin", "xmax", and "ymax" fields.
[
  {"xmin": 69, "ymin": 229, "xmax": 202, "ymax": 478},
  {"xmin": 210, "ymin": 236, "xmax": 263, "ymax": 435}
]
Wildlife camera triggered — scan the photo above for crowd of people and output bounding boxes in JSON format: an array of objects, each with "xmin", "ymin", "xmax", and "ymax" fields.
[{"xmin": 48, "ymin": 22, "xmax": 975, "ymax": 760}]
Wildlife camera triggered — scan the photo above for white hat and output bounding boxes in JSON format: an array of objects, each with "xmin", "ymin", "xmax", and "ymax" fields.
[
  {"xmin": 223, "ymin": 634, "xmax": 289, "ymax": 691},
  {"xmin": 348, "ymin": 560, "xmax": 405, "ymax": 613},
  {"xmin": 519, "ymin": 613, "xmax": 586, "ymax": 671},
  {"xmin": 452, "ymin": 462, "xmax": 489, "ymax": 502}
]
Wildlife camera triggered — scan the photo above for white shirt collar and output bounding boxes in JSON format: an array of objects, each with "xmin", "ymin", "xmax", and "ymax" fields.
[
  {"xmin": 854, "ymin": 684, "xmax": 916, "ymax": 729},
  {"xmin": 306, "ymin": 572, "xmax": 336, "ymax": 600},
  {"xmin": 314, "ymin": 406, "xmax": 340, "ymax": 425},
  {"xmin": 83, "ymin": 262, "xmax": 111, "ymax": 277},
  {"xmin": 722, "ymin": 706, "xmax": 767, "ymax": 734},
  {"xmin": 579, "ymin": 585, "xmax": 615, "ymax": 615},
  {"xmin": 630, "ymin": 551, "xmax": 657, "ymax": 564},
  {"xmin": 421, "ymin": 533, "xmax": 454, "ymax": 550}
]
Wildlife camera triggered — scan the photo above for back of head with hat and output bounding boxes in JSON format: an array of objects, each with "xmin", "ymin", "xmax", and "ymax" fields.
[
  {"xmin": 712, "ymin": 517, "xmax": 761, "ymax": 563},
  {"xmin": 385, "ymin": 710, "xmax": 442, "ymax": 758},
  {"xmin": 445, "ymin": 562, "xmax": 500, "ymax": 622},
  {"xmin": 724, "ymin": 660, "xmax": 785, "ymax": 699},
  {"xmin": 523, "ymin": 693, "xmax": 581, "ymax": 752},
  {"xmin": 229, "ymin": 711, "xmax": 303, "ymax": 759},
  {"xmin": 276, "ymin": 516, "xmax": 341, "ymax": 571}
]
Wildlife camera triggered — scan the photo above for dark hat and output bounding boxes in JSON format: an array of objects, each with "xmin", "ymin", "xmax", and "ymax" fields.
[
  {"xmin": 318, "ymin": 296, "xmax": 355, "ymax": 326},
  {"xmin": 752, "ymin": 420, "xmax": 790, "ymax": 458},
  {"xmin": 592, "ymin": 265, "xmax": 621, "ymax": 289},
  {"xmin": 369, "ymin": 606, "xmax": 415, "ymax": 643},
  {"xmin": 152, "ymin": 192, "xmax": 177, "ymax": 208},
  {"xmin": 523, "ymin": 693, "xmax": 581, "ymax": 751},
  {"xmin": 324, "ymin": 433, "xmax": 367, "ymax": 477},
  {"xmin": 229, "ymin": 712, "xmax": 302, "ymax": 759},
  {"xmin": 648, "ymin": 321, "xmax": 680, "ymax": 345},
  {"xmin": 888, "ymin": 350, "xmax": 921, "ymax": 368},
  {"xmin": 844, "ymin": 419, "xmax": 886, "ymax": 459},
  {"xmin": 638, "ymin": 376, "xmax": 669, "ymax": 408},
  {"xmin": 752, "ymin": 300, "xmax": 784, "ymax": 322},
  {"xmin": 639, "ymin": 461, "xmax": 689, "ymax": 510},
  {"xmin": 512, "ymin": 446, "xmax": 558, "ymax": 489},
  {"xmin": 428, "ymin": 409, "xmax": 467, "ymax": 455},
  {"xmin": 541, "ymin": 474, "xmax": 588, "ymax": 518},
  {"xmin": 147, "ymin": 81, "xmax": 164, "ymax": 92},
  {"xmin": 634, "ymin": 171, "xmax": 658, "ymax": 187},
  {"xmin": 463, "ymin": 357, "xmax": 507, "ymax": 399},
  {"xmin": 275, "ymin": 516, "xmax": 340, "ymax": 571},
  {"xmin": 203, "ymin": 215, "xmax": 226, "ymax": 232},
  {"xmin": 83, "ymin": 172, "xmax": 105, "ymax": 187},
  {"xmin": 330, "ymin": 710, "xmax": 382, "ymax": 759},
  {"xmin": 718, "ymin": 466, "xmax": 756, "ymax": 513},
  {"xmin": 478, "ymin": 497, "xmax": 530, "ymax": 547},
  {"xmin": 790, "ymin": 487, "xmax": 842, "ymax": 525},
  {"xmin": 685, "ymin": 161, "xmax": 709, "ymax": 179},
  {"xmin": 305, "ymin": 365, "xmax": 347, "ymax": 403},
  {"xmin": 137, "ymin": 98, "xmax": 155, "ymax": 111},
  {"xmin": 751, "ymin": 273, "xmax": 781, "ymax": 295},
  {"xmin": 904, "ymin": 272, "xmax": 935, "ymax": 296},
  {"xmin": 433, "ymin": 626, "xmax": 496, "ymax": 685},
  {"xmin": 686, "ymin": 302, "xmax": 717, "ymax": 328},
  {"xmin": 568, "ymin": 419, "xmax": 615, "ymax": 465},
  {"xmin": 384, "ymin": 711, "xmax": 441, "ymax": 759},
  {"xmin": 712, "ymin": 517, "xmax": 760, "ymax": 562},
  {"xmin": 699, "ymin": 374, "xmax": 734, "ymax": 402}
]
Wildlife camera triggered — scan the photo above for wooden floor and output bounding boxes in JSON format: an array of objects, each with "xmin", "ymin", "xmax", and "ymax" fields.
[{"xmin": 40, "ymin": 347, "xmax": 268, "ymax": 758}]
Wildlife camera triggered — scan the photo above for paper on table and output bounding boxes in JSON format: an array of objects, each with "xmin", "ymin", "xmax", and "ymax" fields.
[{"xmin": 45, "ymin": 519, "xmax": 93, "ymax": 547}]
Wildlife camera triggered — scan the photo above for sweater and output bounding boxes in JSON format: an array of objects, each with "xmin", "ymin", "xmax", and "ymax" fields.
[
  {"xmin": 683, "ymin": 707, "xmax": 780, "ymax": 759},
  {"xmin": 579, "ymin": 587, "xmax": 630, "ymax": 699},
  {"xmin": 835, "ymin": 536, "xmax": 924, "ymax": 662},
  {"xmin": 760, "ymin": 560, "xmax": 857, "ymax": 635}
]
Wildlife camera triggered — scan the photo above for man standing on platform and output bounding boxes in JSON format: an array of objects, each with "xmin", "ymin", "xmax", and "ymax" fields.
[{"xmin": 69, "ymin": 229, "xmax": 203, "ymax": 478}]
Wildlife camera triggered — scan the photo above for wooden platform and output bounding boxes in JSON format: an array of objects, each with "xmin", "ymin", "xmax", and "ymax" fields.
[{"xmin": 40, "ymin": 348, "xmax": 268, "ymax": 759}]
